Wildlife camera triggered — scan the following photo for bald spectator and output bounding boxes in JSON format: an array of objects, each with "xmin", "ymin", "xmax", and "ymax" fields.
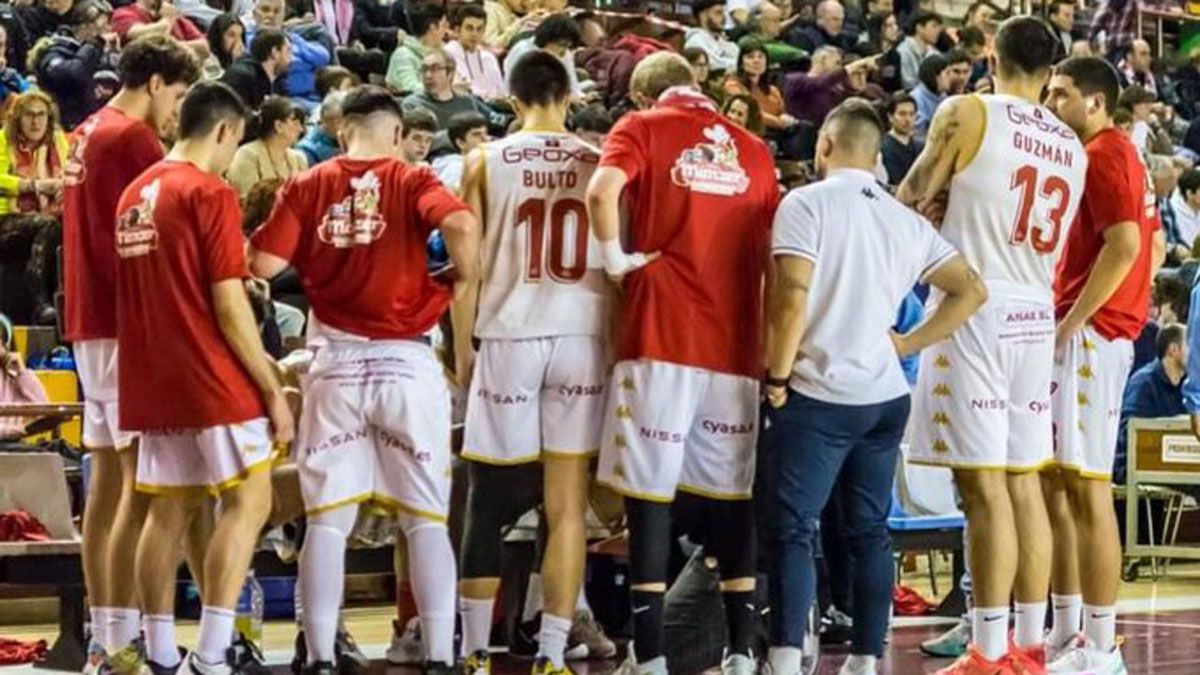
[
  {"xmin": 794, "ymin": 0, "xmax": 854, "ymax": 53},
  {"xmin": 1118, "ymin": 38, "xmax": 1158, "ymax": 97},
  {"xmin": 749, "ymin": 1, "xmax": 807, "ymax": 69},
  {"xmin": 782, "ymin": 46, "xmax": 873, "ymax": 125},
  {"xmin": 896, "ymin": 10, "xmax": 940, "ymax": 90},
  {"xmin": 685, "ymin": 0, "xmax": 740, "ymax": 73}
]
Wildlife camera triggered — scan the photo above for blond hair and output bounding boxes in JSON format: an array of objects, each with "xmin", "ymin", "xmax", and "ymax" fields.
[
  {"xmin": 5, "ymin": 90, "xmax": 59, "ymax": 150},
  {"xmin": 629, "ymin": 52, "xmax": 695, "ymax": 100}
]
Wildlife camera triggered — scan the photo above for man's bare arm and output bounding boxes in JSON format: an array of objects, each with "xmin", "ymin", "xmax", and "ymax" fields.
[
  {"xmin": 897, "ymin": 96, "xmax": 976, "ymax": 213},
  {"xmin": 450, "ymin": 149, "xmax": 487, "ymax": 387}
]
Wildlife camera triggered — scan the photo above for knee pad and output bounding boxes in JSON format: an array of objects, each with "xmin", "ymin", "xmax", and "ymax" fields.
[
  {"xmin": 459, "ymin": 463, "xmax": 540, "ymax": 578},
  {"xmin": 626, "ymin": 498, "xmax": 672, "ymax": 586},
  {"xmin": 707, "ymin": 499, "xmax": 756, "ymax": 581}
]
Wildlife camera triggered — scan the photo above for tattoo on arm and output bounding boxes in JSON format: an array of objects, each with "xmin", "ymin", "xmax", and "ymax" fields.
[{"xmin": 899, "ymin": 101, "xmax": 961, "ymax": 205}]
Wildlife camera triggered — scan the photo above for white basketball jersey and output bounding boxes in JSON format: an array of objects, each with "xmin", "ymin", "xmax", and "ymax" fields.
[
  {"xmin": 941, "ymin": 94, "xmax": 1087, "ymax": 294},
  {"xmin": 475, "ymin": 131, "xmax": 610, "ymax": 339}
]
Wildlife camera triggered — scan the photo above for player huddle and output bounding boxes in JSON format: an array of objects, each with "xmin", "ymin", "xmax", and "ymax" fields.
[{"xmin": 64, "ymin": 15, "xmax": 1155, "ymax": 675}]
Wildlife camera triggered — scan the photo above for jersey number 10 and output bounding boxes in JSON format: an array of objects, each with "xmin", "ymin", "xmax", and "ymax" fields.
[
  {"xmin": 517, "ymin": 197, "xmax": 589, "ymax": 283},
  {"xmin": 1009, "ymin": 164, "xmax": 1072, "ymax": 254}
]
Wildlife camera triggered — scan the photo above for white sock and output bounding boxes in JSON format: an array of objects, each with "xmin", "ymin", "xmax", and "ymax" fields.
[
  {"xmin": 196, "ymin": 606, "xmax": 236, "ymax": 665},
  {"xmin": 538, "ymin": 612, "xmax": 573, "ymax": 668},
  {"xmin": 294, "ymin": 581, "xmax": 305, "ymax": 627},
  {"xmin": 108, "ymin": 607, "xmax": 141, "ymax": 651},
  {"xmin": 1050, "ymin": 593, "xmax": 1082, "ymax": 646},
  {"xmin": 461, "ymin": 597, "xmax": 495, "ymax": 656},
  {"xmin": 406, "ymin": 523, "xmax": 457, "ymax": 665},
  {"xmin": 972, "ymin": 607, "xmax": 1009, "ymax": 661},
  {"xmin": 143, "ymin": 614, "xmax": 180, "ymax": 667},
  {"xmin": 90, "ymin": 607, "xmax": 113, "ymax": 651},
  {"xmin": 576, "ymin": 585, "xmax": 592, "ymax": 615},
  {"xmin": 1083, "ymin": 604, "xmax": 1116, "ymax": 653},
  {"xmin": 840, "ymin": 654, "xmax": 877, "ymax": 674},
  {"xmin": 523, "ymin": 572, "xmax": 544, "ymax": 622},
  {"xmin": 767, "ymin": 646, "xmax": 802, "ymax": 675},
  {"xmin": 1013, "ymin": 601, "xmax": 1046, "ymax": 648},
  {"xmin": 300, "ymin": 523, "xmax": 348, "ymax": 663}
]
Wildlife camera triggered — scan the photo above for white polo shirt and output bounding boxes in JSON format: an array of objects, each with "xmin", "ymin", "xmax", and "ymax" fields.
[{"xmin": 773, "ymin": 168, "xmax": 959, "ymax": 406}]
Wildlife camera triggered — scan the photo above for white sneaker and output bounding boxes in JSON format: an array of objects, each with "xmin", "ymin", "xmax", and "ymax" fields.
[
  {"xmin": 1047, "ymin": 639, "xmax": 1127, "ymax": 675},
  {"xmin": 837, "ymin": 655, "xmax": 877, "ymax": 675},
  {"xmin": 385, "ymin": 617, "xmax": 423, "ymax": 665},
  {"xmin": 613, "ymin": 647, "xmax": 667, "ymax": 675},
  {"xmin": 720, "ymin": 652, "xmax": 757, "ymax": 675},
  {"xmin": 1046, "ymin": 632, "xmax": 1083, "ymax": 665},
  {"xmin": 919, "ymin": 619, "xmax": 970, "ymax": 658}
]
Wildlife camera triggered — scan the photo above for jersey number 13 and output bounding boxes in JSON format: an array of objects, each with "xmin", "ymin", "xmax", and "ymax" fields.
[{"xmin": 1008, "ymin": 164, "xmax": 1072, "ymax": 254}]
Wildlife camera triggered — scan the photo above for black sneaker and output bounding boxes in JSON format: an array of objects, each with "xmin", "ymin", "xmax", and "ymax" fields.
[
  {"xmin": 291, "ymin": 630, "xmax": 307, "ymax": 674},
  {"xmin": 292, "ymin": 627, "xmax": 368, "ymax": 674},
  {"xmin": 226, "ymin": 635, "xmax": 270, "ymax": 675},
  {"xmin": 423, "ymin": 661, "xmax": 462, "ymax": 675},
  {"xmin": 509, "ymin": 612, "xmax": 540, "ymax": 658},
  {"xmin": 145, "ymin": 649, "xmax": 189, "ymax": 675},
  {"xmin": 301, "ymin": 661, "xmax": 336, "ymax": 675}
]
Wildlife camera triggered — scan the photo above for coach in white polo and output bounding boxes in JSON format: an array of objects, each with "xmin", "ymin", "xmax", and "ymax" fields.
[{"xmin": 762, "ymin": 98, "xmax": 987, "ymax": 675}]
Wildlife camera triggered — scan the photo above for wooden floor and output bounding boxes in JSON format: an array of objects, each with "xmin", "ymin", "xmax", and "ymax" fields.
[{"xmin": 5, "ymin": 565, "xmax": 1200, "ymax": 673}]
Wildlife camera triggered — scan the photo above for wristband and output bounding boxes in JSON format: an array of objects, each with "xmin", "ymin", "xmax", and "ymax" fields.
[{"xmin": 764, "ymin": 375, "xmax": 789, "ymax": 388}]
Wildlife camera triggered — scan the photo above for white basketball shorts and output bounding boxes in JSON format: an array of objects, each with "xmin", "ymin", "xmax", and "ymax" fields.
[
  {"xmin": 74, "ymin": 338, "xmax": 136, "ymax": 450},
  {"xmin": 135, "ymin": 418, "xmax": 275, "ymax": 496},
  {"xmin": 596, "ymin": 359, "xmax": 759, "ymax": 502},
  {"xmin": 909, "ymin": 284, "xmax": 1055, "ymax": 472},
  {"xmin": 297, "ymin": 339, "xmax": 451, "ymax": 522},
  {"xmin": 462, "ymin": 335, "xmax": 607, "ymax": 465},
  {"xmin": 1052, "ymin": 325, "xmax": 1132, "ymax": 480}
]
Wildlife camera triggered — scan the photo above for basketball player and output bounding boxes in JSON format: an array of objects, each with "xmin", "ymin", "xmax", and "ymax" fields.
[
  {"xmin": 62, "ymin": 35, "xmax": 200, "ymax": 670},
  {"xmin": 897, "ymin": 17, "xmax": 1087, "ymax": 673},
  {"xmin": 117, "ymin": 80, "xmax": 290, "ymax": 675},
  {"xmin": 247, "ymin": 85, "xmax": 479, "ymax": 675},
  {"xmin": 586, "ymin": 52, "xmax": 779, "ymax": 675},
  {"xmin": 1041, "ymin": 56, "xmax": 1163, "ymax": 674},
  {"xmin": 454, "ymin": 50, "xmax": 610, "ymax": 675}
]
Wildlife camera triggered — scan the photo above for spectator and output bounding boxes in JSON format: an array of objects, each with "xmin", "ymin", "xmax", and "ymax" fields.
[
  {"xmin": 682, "ymin": 47, "xmax": 723, "ymax": 102},
  {"xmin": 960, "ymin": 0, "xmax": 999, "ymax": 34},
  {"xmin": 30, "ymin": 0, "xmax": 119, "ymax": 130},
  {"xmin": 226, "ymin": 95, "xmax": 308, "ymax": 198},
  {"xmin": 444, "ymin": 3, "xmax": 505, "ymax": 101},
  {"xmin": 896, "ymin": 10, "xmax": 939, "ymax": 90},
  {"xmin": 1118, "ymin": 38, "xmax": 1158, "ymax": 97},
  {"xmin": 296, "ymin": 90, "xmax": 344, "ymax": 166},
  {"xmin": 724, "ymin": 37, "xmax": 795, "ymax": 134},
  {"xmin": 173, "ymin": 0, "xmax": 231, "ymax": 29},
  {"xmin": 909, "ymin": 52, "xmax": 945, "ymax": 140},
  {"xmin": 0, "ymin": 25, "xmax": 29, "ymax": 115},
  {"xmin": 246, "ymin": 0, "xmax": 331, "ymax": 105},
  {"xmin": 400, "ymin": 106, "xmax": 437, "ymax": 165},
  {"xmin": 862, "ymin": 11, "xmax": 901, "ymax": 91},
  {"xmin": 794, "ymin": 0, "xmax": 854, "ymax": 53},
  {"xmin": 570, "ymin": 103, "xmax": 612, "ymax": 147},
  {"xmin": 0, "ymin": 91, "xmax": 66, "ymax": 325},
  {"xmin": 1119, "ymin": 84, "xmax": 1157, "ymax": 152},
  {"xmin": 485, "ymin": 0, "xmax": 540, "ymax": 51},
  {"xmin": 504, "ymin": 13, "xmax": 583, "ymax": 97},
  {"xmin": 1171, "ymin": 169, "xmax": 1200, "ymax": 253},
  {"xmin": 112, "ymin": 0, "xmax": 209, "ymax": 59},
  {"xmin": 315, "ymin": 64, "xmax": 358, "ymax": 98},
  {"xmin": 1117, "ymin": 324, "xmax": 1187, "ymax": 483},
  {"xmin": 431, "ymin": 110, "xmax": 487, "ymax": 193},
  {"xmin": 726, "ymin": 0, "xmax": 763, "ymax": 32},
  {"xmin": 721, "ymin": 92, "xmax": 764, "ymax": 134},
  {"xmin": 203, "ymin": 14, "xmax": 245, "ymax": 79},
  {"xmin": 685, "ymin": 0, "xmax": 739, "ymax": 74},
  {"xmin": 386, "ymin": 1, "xmax": 447, "ymax": 95},
  {"xmin": 1090, "ymin": 0, "xmax": 1138, "ymax": 61},
  {"xmin": 12, "ymin": 0, "xmax": 73, "ymax": 76},
  {"xmin": 1048, "ymin": 0, "xmax": 1075, "ymax": 55},
  {"xmin": 783, "ymin": 46, "xmax": 873, "ymax": 126},
  {"xmin": 747, "ymin": 1, "xmax": 807, "ymax": 71},
  {"xmin": 349, "ymin": 0, "xmax": 404, "ymax": 54},
  {"xmin": 0, "ymin": 315, "xmax": 50, "ymax": 443},
  {"xmin": 1174, "ymin": 48, "xmax": 1200, "ymax": 120},
  {"xmin": 220, "ymin": 27, "xmax": 290, "ymax": 108},
  {"xmin": 401, "ymin": 48, "xmax": 505, "ymax": 132},
  {"xmin": 880, "ymin": 91, "xmax": 919, "ymax": 185}
]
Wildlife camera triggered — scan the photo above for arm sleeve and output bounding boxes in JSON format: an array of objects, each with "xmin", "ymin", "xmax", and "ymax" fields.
[
  {"xmin": 411, "ymin": 167, "xmax": 470, "ymax": 235},
  {"xmin": 1083, "ymin": 145, "xmax": 1142, "ymax": 233},
  {"xmin": 200, "ymin": 186, "xmax": 250, "ymax": 283},
  {"xmin": 597, "ymin": 114, "xmax": 646, "ymax": 183},
  {"xmin": 12, "ymin": 369, "xmax": 48, "ymax": 403},
  {"xmin": 249, "ymin": 177, "xmax": 304, "ymax": 262},
  {"xmin": 1183, "ymin": 283, "xmax": 1200, "ymax": 413},
  {"xmin": 771, "ymin": 191, "xmax": 820, "ymax": 261},
  {"xmin": 386, "ymin": 50, "xmax": 420, "ymax": 93}
]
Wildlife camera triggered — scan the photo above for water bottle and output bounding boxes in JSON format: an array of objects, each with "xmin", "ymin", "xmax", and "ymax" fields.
[{"xmin": 234, "ymin": 570, "xmax": 264, "ymax": 644}]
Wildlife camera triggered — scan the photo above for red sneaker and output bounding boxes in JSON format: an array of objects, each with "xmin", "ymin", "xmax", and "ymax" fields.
[
  {"xmin": 934, "ymin": 647, "xmax": 1018, "ymax": 675},
  {"xmin": 1008, "ymin": 642, "xmax": 1047, "ymax": 675}
]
